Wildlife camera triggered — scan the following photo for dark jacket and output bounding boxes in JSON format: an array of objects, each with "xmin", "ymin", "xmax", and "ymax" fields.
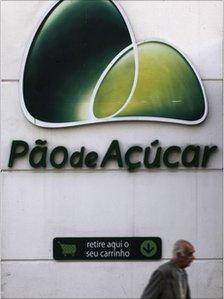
[{"xmin": 140, "ymin": 261, "xmax": 191, "ymax": 299}]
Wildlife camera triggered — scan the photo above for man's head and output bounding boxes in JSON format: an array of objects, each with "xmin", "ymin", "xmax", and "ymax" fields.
[{"xmin": 172, "ymin": 240, "xmax": 195, "ymax": 268}]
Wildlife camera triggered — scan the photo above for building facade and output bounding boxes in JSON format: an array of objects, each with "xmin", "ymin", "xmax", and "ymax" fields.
[{"xmin": 1, "ymin": 1, "xmax": 223, "ymax": 298}]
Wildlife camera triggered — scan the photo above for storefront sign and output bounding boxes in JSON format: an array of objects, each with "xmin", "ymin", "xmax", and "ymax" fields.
[
  {"xmin": 53, "ymin": 237, "xmax": 162, "ymax": 261},
  {"xmin": 8, "ymin": 139, "xmax": 218, "ymax": 170},
  {"xmin": 21, "ymin": 0, "xmax": 207, "ymax": 127}
]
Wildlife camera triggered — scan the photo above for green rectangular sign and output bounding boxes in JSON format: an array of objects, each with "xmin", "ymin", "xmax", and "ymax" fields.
[{"xmin": 53, "ymin": 237, "xmax": 162, "ymax": 261}]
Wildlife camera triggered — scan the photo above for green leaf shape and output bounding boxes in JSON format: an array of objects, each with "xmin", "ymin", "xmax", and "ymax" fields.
[
  {"xmin": 93, "ymin": 41, "xmax": 206, "ymax": 122},
  {"xmin": 23, "ymin": 0, "xmax": 133, "ymax": 123}
]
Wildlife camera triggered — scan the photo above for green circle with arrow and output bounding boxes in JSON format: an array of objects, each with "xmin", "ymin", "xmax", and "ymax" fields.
[{"xmin": 140, "ymin": 240, "xmax": 157, "ymax": 257}]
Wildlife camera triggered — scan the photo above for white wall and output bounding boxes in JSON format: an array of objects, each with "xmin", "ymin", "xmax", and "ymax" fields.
[{"xmin": 1, "ymin": 1, "xmax": 223, "ymax": 298}]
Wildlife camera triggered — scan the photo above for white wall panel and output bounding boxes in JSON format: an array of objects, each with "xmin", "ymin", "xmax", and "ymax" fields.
[
  {"xmin": 1, "ymin": 81, "xmax": 222, "ymax": 170},
  {"xmin": 118, "ymin": 1, "xmax": 223, "ymax": 79},
  {"xmin": 1, "ymin": 171, "xmax": 135, "ymax": 259},
  {"xmin": 134, "ymin": 171, "xmax": 222, "ymax": 258},
  {"xmin": 1, "ymin": 1, "xmax": 223, "ymax": 79},
  {"xmin": 192, "ymin": 260, "xmax": 223, "ymax": 298},
  {"xmin": 1, "ymin": 260, "xmax": 222, "ymax": 299},
  {"xmin": 2, "ymin": 170, "xmax": 222, "ymax": 260},
  {"xmin": 196, "ymin": 172, "xmax": 223, "ymax": 258},
  {"xmin": 134, "ymin": 172, "xmax": 197, "ymax": 252}
]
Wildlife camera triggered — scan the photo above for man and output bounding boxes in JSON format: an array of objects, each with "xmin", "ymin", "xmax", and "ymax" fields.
[{"xmin": 140, "ymin": 240, "xmax": 195, "ymax": 299}]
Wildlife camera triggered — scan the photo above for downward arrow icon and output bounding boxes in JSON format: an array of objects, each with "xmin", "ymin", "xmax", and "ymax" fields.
[
  {"xmin": 140, "ymin": 240, "xmax": 157, "ymax": 257},
  {"xmin": 143, "ymin": 242, "xmax": 154, "ymax": 254}
]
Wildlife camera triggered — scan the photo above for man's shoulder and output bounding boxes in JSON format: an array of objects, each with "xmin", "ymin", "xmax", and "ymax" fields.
[{"xmin": 157, "ymin": 261, "xmax": 175, "ymax": 275}]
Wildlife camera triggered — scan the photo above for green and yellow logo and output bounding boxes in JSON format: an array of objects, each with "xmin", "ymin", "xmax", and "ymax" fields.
[{"xmin": 21, "ymin": 0, "xmax": 207, "ymax": 127}]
